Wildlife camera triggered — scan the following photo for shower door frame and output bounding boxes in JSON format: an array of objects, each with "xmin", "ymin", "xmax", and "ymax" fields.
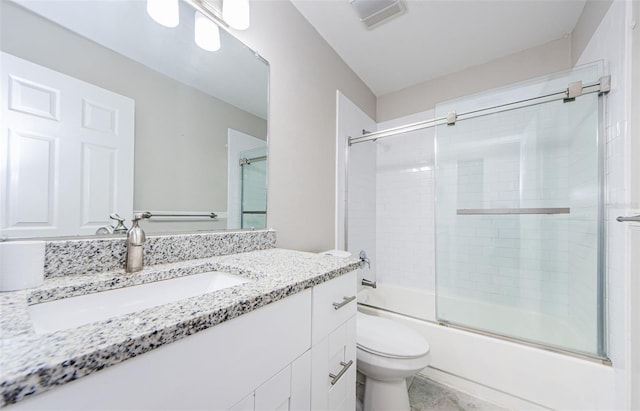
[{"xmin": 344, "ymin": 74, "xmax": 611, "ymax": 364}]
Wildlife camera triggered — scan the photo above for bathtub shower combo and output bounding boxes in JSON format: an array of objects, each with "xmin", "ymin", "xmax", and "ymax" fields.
[{"xmin": 346, "ymin": 62, "xmax": 611, "ymax": 407}]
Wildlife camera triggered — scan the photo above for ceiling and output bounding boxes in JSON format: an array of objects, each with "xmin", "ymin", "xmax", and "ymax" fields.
[{"xmin": 291, "ymin": 0, "xmax": 587, "ymax": 96}]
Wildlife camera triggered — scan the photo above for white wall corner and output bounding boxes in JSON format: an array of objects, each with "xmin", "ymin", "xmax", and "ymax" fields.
[{"xmin": 335, "ymin": 90, "xmax": 376, "ymax": 251}]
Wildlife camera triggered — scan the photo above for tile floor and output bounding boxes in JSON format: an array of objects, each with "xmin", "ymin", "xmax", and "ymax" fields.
[
  {"xmin": 408, "ymin": 375, "xmax": 509, "ymax": 411},
  {"xmin": 356, "ymin": 372, "xmax": 508, "ymax": 411}
]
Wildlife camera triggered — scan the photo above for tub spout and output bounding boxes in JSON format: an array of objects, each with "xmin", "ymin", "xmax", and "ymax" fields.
[{"xmin": 362, "ymin": 278, "xmax": 377, "ymax": 288}]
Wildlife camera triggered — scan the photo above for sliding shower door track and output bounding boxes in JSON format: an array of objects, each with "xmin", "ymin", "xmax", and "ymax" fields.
[
  {"xmin": 437, "ymin": 320, "xmax": 612, "ymax": 366},
  {"xmin": 348, "ymin": 76, "xmax": 610, "ymax": 146}
]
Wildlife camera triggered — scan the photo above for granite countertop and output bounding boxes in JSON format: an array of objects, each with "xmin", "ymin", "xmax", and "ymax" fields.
[{"xmin": 0, "ymin": 248, "xmax": 360, "ymax": 407}]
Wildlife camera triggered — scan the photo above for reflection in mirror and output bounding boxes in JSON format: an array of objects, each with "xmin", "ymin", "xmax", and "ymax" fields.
[{"xmin": 0, "ymin": 0, "xmax": 268, "ymax": 239}]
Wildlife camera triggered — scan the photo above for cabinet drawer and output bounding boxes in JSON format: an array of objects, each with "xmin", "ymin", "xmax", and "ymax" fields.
[{"xmin": 311, "ymin": 271, "xmax": 357, "ymax": 345}]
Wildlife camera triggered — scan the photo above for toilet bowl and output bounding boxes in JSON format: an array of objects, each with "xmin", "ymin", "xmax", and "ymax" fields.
[{"xmin": 356, "ymin": 312, "xmax": 430, "ymax": 411}]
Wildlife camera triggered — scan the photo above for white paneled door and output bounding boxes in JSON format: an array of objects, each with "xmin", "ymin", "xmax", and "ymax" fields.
[{"xmin": 1, "ymin": 52, "xmax": 134, "ymax": 238}]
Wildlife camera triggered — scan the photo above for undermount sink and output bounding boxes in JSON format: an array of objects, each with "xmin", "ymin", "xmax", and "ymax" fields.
[{"xmin": 28, "ymin": 271, "xmax": 250, "ymax": 334}]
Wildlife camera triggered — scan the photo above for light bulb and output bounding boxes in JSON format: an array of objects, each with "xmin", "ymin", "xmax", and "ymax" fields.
[
  {"xmin": 223, "ymin": 0, "xmax": 250, "ymax": 30},
  {"xmin": 147, "ymin": 0, "xmax": 179, "ymax": 28},
  {"xmin": 195, "ymin": 11, "xmax": 221, "ymax": 51}
]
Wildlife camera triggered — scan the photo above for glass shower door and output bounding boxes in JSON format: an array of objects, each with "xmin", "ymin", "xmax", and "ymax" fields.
[
  {"xmin": 239, "ymin": 147, "xmax": 267, "ymax": 229},
  {"xmin": 435, "ymin": 65, "xmax": 604, "ymax": 357}
]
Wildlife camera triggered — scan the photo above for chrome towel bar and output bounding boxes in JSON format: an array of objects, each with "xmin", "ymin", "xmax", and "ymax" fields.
[{"xmin": 141, "ymin": 212, "xmax": 218, "ymax": 219}]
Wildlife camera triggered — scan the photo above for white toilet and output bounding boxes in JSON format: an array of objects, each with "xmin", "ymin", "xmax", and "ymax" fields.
[{"xmin": 356, "ymin": 311, "xmax": 430, "ymax": 411}]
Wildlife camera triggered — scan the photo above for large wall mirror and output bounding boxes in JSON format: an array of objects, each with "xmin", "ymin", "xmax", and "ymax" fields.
[{"xmin": 0, "ymin": 0, "xmax": 268, "ymax": 239}]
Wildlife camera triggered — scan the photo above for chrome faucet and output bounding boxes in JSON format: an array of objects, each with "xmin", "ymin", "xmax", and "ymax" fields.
[
  {"xmin": 359, "ymin": 250, "xmax": 377, "ymax": 288},
  {"xmin": 95, "ymin": 213, "xmax": 128, "ymax": 235},
  {"xmin": 125, "ymin": 212, "xmax": 150, "ymax": 273},
  {"xmin": 110, "ymin": 213, "xmax": 129, "ymax": 234},
  {"xmin": 359, "ymin": 250, "xmax": 370, "ymax": 269}
]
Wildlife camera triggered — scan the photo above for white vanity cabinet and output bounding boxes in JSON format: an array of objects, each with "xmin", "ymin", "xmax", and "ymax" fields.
[
  {"xmin": 229, "ymin": 350, "xmax": 312, "ymax": 411},
  {"xmin": 7, "ymin": 271, "xmax": 357, "ymax": 411},
  {"xmin": 228, "ymin": 271, "xmax": 358, "ymax": 411},
  {"xmin": 8, "ymin": 289, "xmax": 313, "ymax": 411},
  {"xmin": 311, "ymin": 271, "xmax": 358, "ymax": 411}
]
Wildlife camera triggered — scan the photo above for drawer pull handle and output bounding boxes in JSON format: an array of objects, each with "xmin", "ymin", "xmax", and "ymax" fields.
[
  {"xmin": 329, "ymin": 360, "xmax": 353, "ymax": 385},
  {"xmin": 332, "ymin": 296, "xmax": 356, "ymax": 310}
]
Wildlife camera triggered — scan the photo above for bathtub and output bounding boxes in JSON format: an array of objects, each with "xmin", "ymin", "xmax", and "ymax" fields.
[
  {"xmin": 358, "ymin": 283, "xmax": 591, "ymax": 353},
  {"xmin": 357, "ymin": 283, "xmax": 616, "ymax": 410}
]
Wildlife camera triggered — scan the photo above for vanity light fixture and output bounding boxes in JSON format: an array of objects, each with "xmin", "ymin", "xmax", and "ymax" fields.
[
  {"xmin": 146, "ymin": 0, "xmax": 180, "ymax": 28},
  {"xmin": 147, "ymin": 0, "xmax": 247, "ymax": 52},
  {"xmin": 222, "ymin": 0, "xmax": 250, "ymax": 30},
  {"xmin": 195, "ymin": 10, "xmax": 221, "ymax": 51}
]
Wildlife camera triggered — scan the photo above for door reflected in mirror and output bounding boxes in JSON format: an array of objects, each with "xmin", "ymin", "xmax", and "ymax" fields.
[{"xmin": 0, "ymin": 0, "xmax": 268, "ymax": 239}]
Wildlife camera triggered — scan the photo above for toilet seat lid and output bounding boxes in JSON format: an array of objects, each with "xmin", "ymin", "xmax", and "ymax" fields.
[{"xmin": 357, "ymin": 312, "xmax": 429, "ymax": 359}]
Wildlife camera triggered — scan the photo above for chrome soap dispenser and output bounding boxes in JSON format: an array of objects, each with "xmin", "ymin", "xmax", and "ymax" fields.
[{"xmin": 125, "ymin": 212, "xmax": 150, "ymax": 273}]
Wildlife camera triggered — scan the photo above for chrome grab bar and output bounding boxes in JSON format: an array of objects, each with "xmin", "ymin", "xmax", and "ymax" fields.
[
  {"xmin": 332, "ymin": 296, "xmax": 356, "ymax": 310},
  {"xmin": 329, "ymin": 360, "xmax": 353, "ymax": 385},
  {"xmin": 617, "ymin": 215, "xmax": 640, "ymax": 222},
  {"xmin": 239, "ymin": 155, "xmax": 267, "ymax": 166}
]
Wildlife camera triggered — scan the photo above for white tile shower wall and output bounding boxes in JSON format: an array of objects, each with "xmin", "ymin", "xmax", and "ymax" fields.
[
  {"xmin": 348, "ymin": 142, "xmax": 377, "ymax": 281},
  {"xmin": 576, "ymin": 1, "xmax": 633, "ymax": 406},
  {"xmin": 374, "ymin": 131, "xmax": 435, "ymax": 290},
  {"xmin": 375, "ymin": 112, "xmax": 436, "ymax": 292}
]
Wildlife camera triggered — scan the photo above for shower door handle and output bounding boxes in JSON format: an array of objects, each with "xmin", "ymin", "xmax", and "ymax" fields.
[{"xmin": 617, "ymin": 215, "xmax": 640, "ymax": 222}]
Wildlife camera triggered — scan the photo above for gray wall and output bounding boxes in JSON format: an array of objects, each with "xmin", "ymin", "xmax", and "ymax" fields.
[
  {"xmin": 232, "ymin": 1, "xmax": 377, "ymax": 251},
  {"xmin": 377, "ymin": 38, "xmax": 572, "ymax": 122},
  {"xmin": 1, "ymin": 1, "xmax": 267, "ymax": 216},
  {"xmin": 571, "ymin": 0, "xmax": 614, "ymax": 65}
]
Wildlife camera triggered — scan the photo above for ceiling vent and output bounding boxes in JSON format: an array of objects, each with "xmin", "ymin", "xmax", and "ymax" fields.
[{"xmin": 349, "ymin": 0, "xmax": 406, "ymax": 30}]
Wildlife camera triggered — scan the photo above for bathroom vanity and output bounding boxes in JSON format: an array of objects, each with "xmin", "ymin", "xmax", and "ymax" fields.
[{"xmin": 0, "ymin": 230, "xmax": 359, "ymax": 410}]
